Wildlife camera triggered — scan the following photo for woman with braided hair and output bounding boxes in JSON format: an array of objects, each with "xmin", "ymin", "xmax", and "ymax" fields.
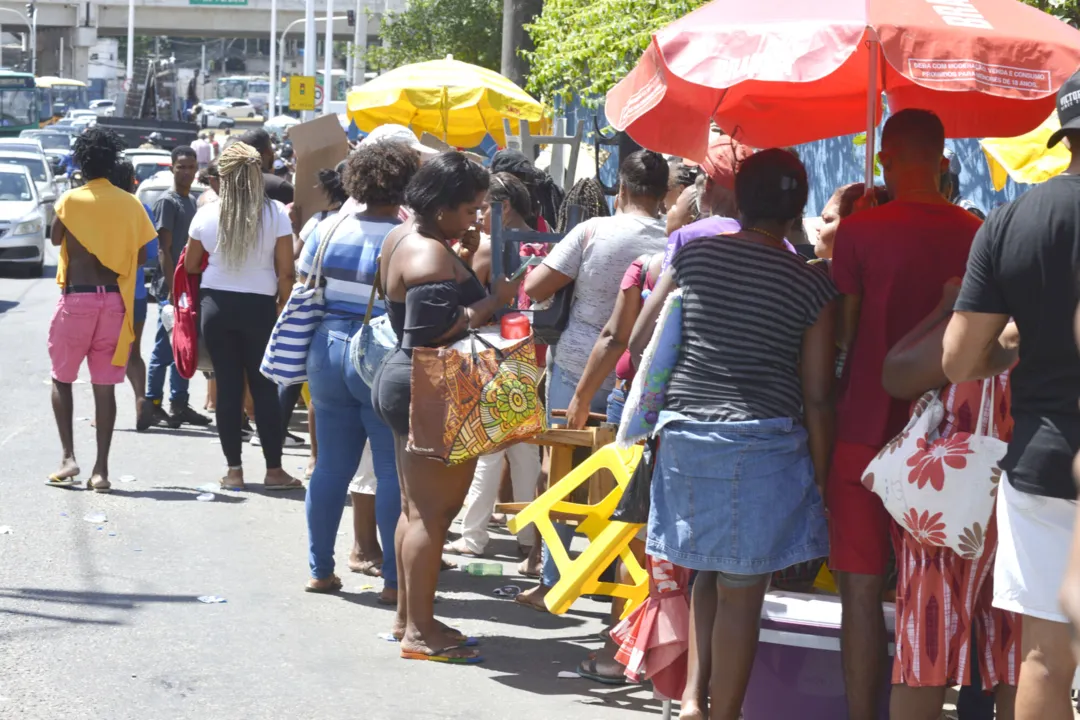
[
  {"xmin": 184, "ymin": 142, "xmax": 302, "ymax": 491},
  {"xmin": 556, "ymin": 177, "xmax": 610, "ymax": 232}
]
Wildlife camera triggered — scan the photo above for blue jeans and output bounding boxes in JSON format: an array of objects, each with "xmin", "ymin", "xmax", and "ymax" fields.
[
  {"xmin": 306, "ymin": 317, "xmax": 400, "ymax": 586},
  {"xmin": 541, "ymin": 362, "xmax": 611, "ymax": 588},
  {"xmin": 606, "ymin": 386, "xmax": 627, "ymax": 428},
  {"xmin": 146, "ymin": 300, "xmax": 189, "ymax": 404}
]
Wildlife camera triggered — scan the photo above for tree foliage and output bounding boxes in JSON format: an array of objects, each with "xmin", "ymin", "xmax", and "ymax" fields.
[
  {"xmin": 1021, "ymin": 0, "xmax": 1080, "ymax": 25},
  {"xmin": 525, "ymin": 0, "xmax": 1079, "ymax": 105},
  {"xmin": 524, "ymin": 0, "xmax": 707, "ymax": 105},
  {"xmin": 365, "ymin": 0, "xmax": 502, "ymax": 72}
]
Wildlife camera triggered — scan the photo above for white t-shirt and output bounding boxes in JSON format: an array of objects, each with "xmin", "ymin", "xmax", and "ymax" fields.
[
  {"xmin": 189, "ymin": 200, "xmax": 292, "ymax": 296},
  {"xmin": 542, "ymin": 214, "xmax": 667, "ymax": 388}
]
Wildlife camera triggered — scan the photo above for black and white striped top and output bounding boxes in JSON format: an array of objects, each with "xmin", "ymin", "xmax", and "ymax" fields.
[{"xmin": 665, "ymin": 235, "xmax": 839, "ymax": 422}]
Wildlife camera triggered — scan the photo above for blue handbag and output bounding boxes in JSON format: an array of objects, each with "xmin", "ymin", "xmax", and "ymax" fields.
[
  {"xmin": 259, "ymin": 211, "xmax": 349, "ymax": 386},
  {"xmin": 349, "ymin": 263, "xmax": 397, "ymax": 387}
]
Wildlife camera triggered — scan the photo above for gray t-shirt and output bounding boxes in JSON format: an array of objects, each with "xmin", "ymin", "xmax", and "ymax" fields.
[
  {"xmin": 153, "ymin": 189, "xmax": 198, "ymax": 261},
  {"xmin": 542, "ymin": 214, "xmax": 667, "ymax": 389}
]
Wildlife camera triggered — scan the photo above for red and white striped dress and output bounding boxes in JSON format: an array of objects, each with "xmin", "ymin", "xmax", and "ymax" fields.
[{"xmin": 891, "ymin": 373, "xmax": 1022, "ymax": 689}]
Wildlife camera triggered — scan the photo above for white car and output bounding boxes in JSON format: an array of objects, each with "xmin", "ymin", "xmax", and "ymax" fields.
[
  {"xmin": 205, "ymin": 99, "xmax": 257, "ymax": 119},
  {"xmin": 0, "ymin": 164, "xmax": 47, "ymax": 276},
  {"xmin": 135, "ymin": 169, "xmax": 209, "ymax": 209},
  {"xmin": 122, "ymin": 149, "xmax": 174, "ymax": 188},
  {"xmin": 0, "ymin": 151, "xmax": 59, "ymax": 229},
  {"xmin": 89, "ymin": 99, "xmax": 116, "ymax": 117},
  {"xmin": 70, "ymin": 115, "xmax": 97, "ymax": 132}
]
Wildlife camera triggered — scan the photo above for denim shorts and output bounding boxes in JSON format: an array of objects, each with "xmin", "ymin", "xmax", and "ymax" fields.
[
  {"xmin": 606, "ymin": 386, "xmax": 627, "ymax": 428},
  {"xmin": 545, "ymin": 362, "xmax": 609, "ymax": 426},
  {"xmin": 647, "ymin": 413, "xmax": 829, "ymax": 575}
]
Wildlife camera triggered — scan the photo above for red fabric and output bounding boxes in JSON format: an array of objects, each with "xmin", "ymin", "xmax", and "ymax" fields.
[
  {"xmin": 172, "ymin": 248, "xmax": 208, "ymax": 380},
  {"xmin": 605, "ymin": 0, "xmax": 1080, "ymax": 159},
  {"xmin": 827, "ymin": 441, "xmax": 892, "ymax": 575},
  {"xmin": 832, "ymin": 202, "xmax": 981, "ymax": 447},
  {"xmin": 518, "ymin": 243, "xmax": 549, "ymax": 366},
  {"xmin": 615, "ymin": 258, "xmax": 659, "ymax": 381},
  {"xmin": 892, "ymin": 375, "xmax": 1022, "ymax": 688},
  {"xmin": 610, "ymin": 557, "xmax": 691, "ymax": 699},
  {"xmin": 687, "ymin": 134, "xmax": 753, "ymax": 191}
]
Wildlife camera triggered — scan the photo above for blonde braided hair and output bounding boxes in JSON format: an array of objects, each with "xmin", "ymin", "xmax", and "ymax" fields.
[{"xmin": 215, "ymin": 141, "xmax": 266, "ymax": 269}]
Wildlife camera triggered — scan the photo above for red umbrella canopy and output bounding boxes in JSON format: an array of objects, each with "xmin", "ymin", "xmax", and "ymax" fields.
[{"xmin": 606, "ymin": 0, "xmax": 1080, "ymax": 161}]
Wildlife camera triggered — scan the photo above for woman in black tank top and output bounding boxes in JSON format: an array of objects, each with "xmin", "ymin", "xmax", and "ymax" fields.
[{"xmin": 371, "ymin": 152, "xmax": 520, "ymax": 664}]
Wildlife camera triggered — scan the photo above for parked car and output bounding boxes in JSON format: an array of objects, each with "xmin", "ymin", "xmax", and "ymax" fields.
[
  {"xmin": 204, "ymin": 98, "xmax": 257, "ymax": 119},
  {"xmin": 0, "ymin": 164, "xmax": 46, "ymax": 276},
  {"xmin": 0, "ymin": 138, "xmax": 45, "ymax": 156},
  {"xmin": 122, "ymin": 149, "xmax": 174, "ymax": 188},
  {"xmin": 135, "ymin": 169, "xmax": 208, "ymax": 209},
  {"xmin": 70, "ymin": 115, "xmax": 97, "ymax": 133},
  {"xmin": 0, "ymin": 150, "xmax": 59, "ymax": 230},
  {"xmin": 89, "ymin": 99, "xmax": 116, "ymax": 117},
  {"xmin": 66, "ymin": 109, "xmax": 97, "ymax": 120}
]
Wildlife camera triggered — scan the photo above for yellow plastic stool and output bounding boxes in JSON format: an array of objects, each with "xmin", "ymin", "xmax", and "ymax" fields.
[{"xmin": 508, "ymin": 443, "xmax": 649, "ymax": 618}]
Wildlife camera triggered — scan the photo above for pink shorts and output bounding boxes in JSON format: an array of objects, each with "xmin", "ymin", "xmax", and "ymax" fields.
[{"xmin": 48, "ymin": 290, "xmax": 128, "ymax": 385}]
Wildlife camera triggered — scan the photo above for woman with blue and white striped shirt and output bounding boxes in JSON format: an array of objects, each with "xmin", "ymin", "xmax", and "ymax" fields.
[{"xmin": 297, "ymin": 140, "xmax": 420, "ymax": 597}]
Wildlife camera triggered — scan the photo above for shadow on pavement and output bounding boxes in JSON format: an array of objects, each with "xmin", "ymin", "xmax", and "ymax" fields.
[
  {"xmin": 108, "ymin": 486, "xmax": 247, "ymax": 503},
  {"xmin": 0, "ymin": 299, "xmax": 19, "ymax": 314},
  {"xmin": 0, "ymin": 588, "xmax": 207, "ymax": 629},
  {"xmin": 244, "ymin": 486, "xmax": 307, "ymax": 501},
  {"xmin": 116, "ymin": 427, "xmax": 217, "ymax": 439}
]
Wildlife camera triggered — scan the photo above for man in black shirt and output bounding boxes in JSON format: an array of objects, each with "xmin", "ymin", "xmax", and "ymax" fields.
[
  {"xmin": 238, "ymin": 128, "xmax": 294, "ymax": 205},
  {"xmin": 944, "ymin": 70, "xmax": 1080, "ymax": 720}
]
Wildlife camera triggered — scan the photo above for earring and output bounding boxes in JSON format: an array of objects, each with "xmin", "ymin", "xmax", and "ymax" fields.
[{"xmin": 437, "ymin": 211, "xmax": 444, "ymax": 222}]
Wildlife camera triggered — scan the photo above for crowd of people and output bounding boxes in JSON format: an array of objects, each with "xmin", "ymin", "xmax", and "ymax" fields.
[{"xmin": 39, "ymin": 67, "xmax": 1080, "ymax": 720}]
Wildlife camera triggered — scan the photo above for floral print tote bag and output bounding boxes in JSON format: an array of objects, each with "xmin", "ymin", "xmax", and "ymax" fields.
[{"xmin": 861, "ymin": 379, "xmax": 1007, "ymax": 559}]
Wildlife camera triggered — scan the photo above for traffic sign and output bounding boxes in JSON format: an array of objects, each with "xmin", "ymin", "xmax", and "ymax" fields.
[
  {"xmin": 289, "ymin": 75, "xmax": 316, "ymax": 112},
  {"xmin": 314, "ymin": 83, "xmax": 324, "ymax": 106}
]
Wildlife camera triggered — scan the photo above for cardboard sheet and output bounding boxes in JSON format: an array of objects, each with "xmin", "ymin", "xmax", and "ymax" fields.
[{"xmin": 290, "ymin": 114, "xmax": 348, "ymax": 228}]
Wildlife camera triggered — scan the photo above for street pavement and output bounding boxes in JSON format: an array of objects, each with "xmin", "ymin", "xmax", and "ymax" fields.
[{"xmin": 0, "ymin": 248, "xmax": 659, "ymax": 720}]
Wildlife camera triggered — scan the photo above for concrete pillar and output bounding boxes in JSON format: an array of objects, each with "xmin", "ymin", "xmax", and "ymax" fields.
[{"xmin": 71, "ymin": 27, "xmax": 97, "ymax": 83}]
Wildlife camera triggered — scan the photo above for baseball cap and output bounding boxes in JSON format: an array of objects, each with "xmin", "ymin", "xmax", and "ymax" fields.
[
  {"xmin": 273, "ymin": 158, "xmax": 286, "ymax": 171},
  {"xmin": 360, "ymin": 124, "xmax": 438, "ymax": 155},
  {"xmin": 1047, "ymin": 68, "xmax": 1080, "ymax": 148},
  {"xmin": 690, "ymin": 132, "xmax": 753, "ymax": 191}
]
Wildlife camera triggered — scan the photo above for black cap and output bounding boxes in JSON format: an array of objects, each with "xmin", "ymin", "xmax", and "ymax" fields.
[{"xmin": 1047, "ymin": 68, "xmax": 1080, "ymax": 148}]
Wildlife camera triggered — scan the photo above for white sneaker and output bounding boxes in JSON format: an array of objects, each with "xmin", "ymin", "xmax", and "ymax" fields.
[
  {"xmin": 283, "ymin": 432, "xmax": 306, "ymax": 448},
  {"xmin": 250, "ymin": 431, "xmax": 261, "ymax": 446}
]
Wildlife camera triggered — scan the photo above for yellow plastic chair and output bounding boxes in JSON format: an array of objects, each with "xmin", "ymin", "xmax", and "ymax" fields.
[{"xmin": 508, "ymin": 443, "xmax": 649, "ymax": 618}]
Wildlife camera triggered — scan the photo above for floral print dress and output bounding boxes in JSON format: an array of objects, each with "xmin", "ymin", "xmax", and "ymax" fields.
[{"xmin": 891, "ymin": 373, "xmax": 1021, "ymax": 689}]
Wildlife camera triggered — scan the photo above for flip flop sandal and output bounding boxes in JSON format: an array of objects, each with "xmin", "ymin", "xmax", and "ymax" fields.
[
  {"xmin": 265, "ymin": 477, "xmax": 305, "ymax": 492},
  {"xmin": 387, "ymin": 635, "xmax": 480, "ymax": 647},
  {"xmin": 493, "ymin": 585, "xmax": 522, "ymax": 598},
  {"xmin": 514, "ymin": 592, "xmax": 549, "ymax": 613},
  {"xmin": 348, "ymin": 559, "xmax": 383, "ymax": 576},
  {"xmin": 87, "ymin": 478, "xmax": 111, "ymax": 494},
  {"xmin": 401, "ymin": 644, "xmax": 484, "ymax": 664},
  {"xmin": 576, "ymin": 657, "xmax": 627, "ymax": 686},
  {"xmin": 440, "ymin": 558, "xmax": 457, "ymax": 572},
  {"xmin": 517, "ymin": 560, "xmax": 542, "ymax": 579},
  {"xmin": 45, "ymin": 474, "xmax": 78, "ymax": 488},
  {"xmin": 304, "ymin": 575, "xmax": 343, "ymax": 594},
  {"xmin": 443, "ymin": 538, "xmax": 484, "ymax": 558},
  {"xmin": 220, "ymin": 477, "xmax": 246, "ymax": 491}
]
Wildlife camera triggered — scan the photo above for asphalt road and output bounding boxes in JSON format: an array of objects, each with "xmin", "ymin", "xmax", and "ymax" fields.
[{"xmin": 0, "ymin": 249, "xmax": 659, "ymax": 720}]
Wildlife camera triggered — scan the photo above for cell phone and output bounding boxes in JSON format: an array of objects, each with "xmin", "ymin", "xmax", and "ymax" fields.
[{"xmin": 509, "ymin": 256, "xmax": 543, "ymax": 281}]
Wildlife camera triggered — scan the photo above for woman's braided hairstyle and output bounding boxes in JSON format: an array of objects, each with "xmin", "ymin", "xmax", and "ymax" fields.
[
  {"xmin": 555, "ymin": 177, "xmax": 609, "ymax": 232},
  {"xmin": 216, "ymin": 141, "xmax": 267, "ymax": 270}
]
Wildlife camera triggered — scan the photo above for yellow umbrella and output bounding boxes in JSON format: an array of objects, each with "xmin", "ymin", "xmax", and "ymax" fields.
[
  {"xmin": 347, "ymin": 56, "xmax": 550, "ymax": 148},
  {"xmin": 980, "ymin": 114, "xmax": 1070, "ymax": 191}
]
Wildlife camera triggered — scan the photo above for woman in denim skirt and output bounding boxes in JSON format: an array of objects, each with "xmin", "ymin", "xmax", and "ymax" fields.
[{"xmin": 629, "ymin": 149, "xmax": 839, "ymax": 720}]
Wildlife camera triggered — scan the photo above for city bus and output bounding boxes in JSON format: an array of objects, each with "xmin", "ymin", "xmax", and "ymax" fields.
[
  {"xmin": 217, "ymin": 75, "xmax": 272, "ymax": 114},
  {"xmin": 36, "ymin": 76, "xmax": 89, "ymax": 122},
  {"xmin": 0, "ymin": 71, "xmax": 39, "ymax": 136}
]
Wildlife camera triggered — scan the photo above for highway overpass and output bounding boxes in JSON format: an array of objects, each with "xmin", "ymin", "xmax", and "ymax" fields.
[{"xmin": 0, "ymin": 0, "xmax": 401, "ymax": 80}]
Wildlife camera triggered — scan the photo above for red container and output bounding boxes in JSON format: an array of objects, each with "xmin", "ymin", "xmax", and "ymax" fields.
[{"xmin": 501, "ymin": 312, "xmax": 531, "ymax": 340}]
